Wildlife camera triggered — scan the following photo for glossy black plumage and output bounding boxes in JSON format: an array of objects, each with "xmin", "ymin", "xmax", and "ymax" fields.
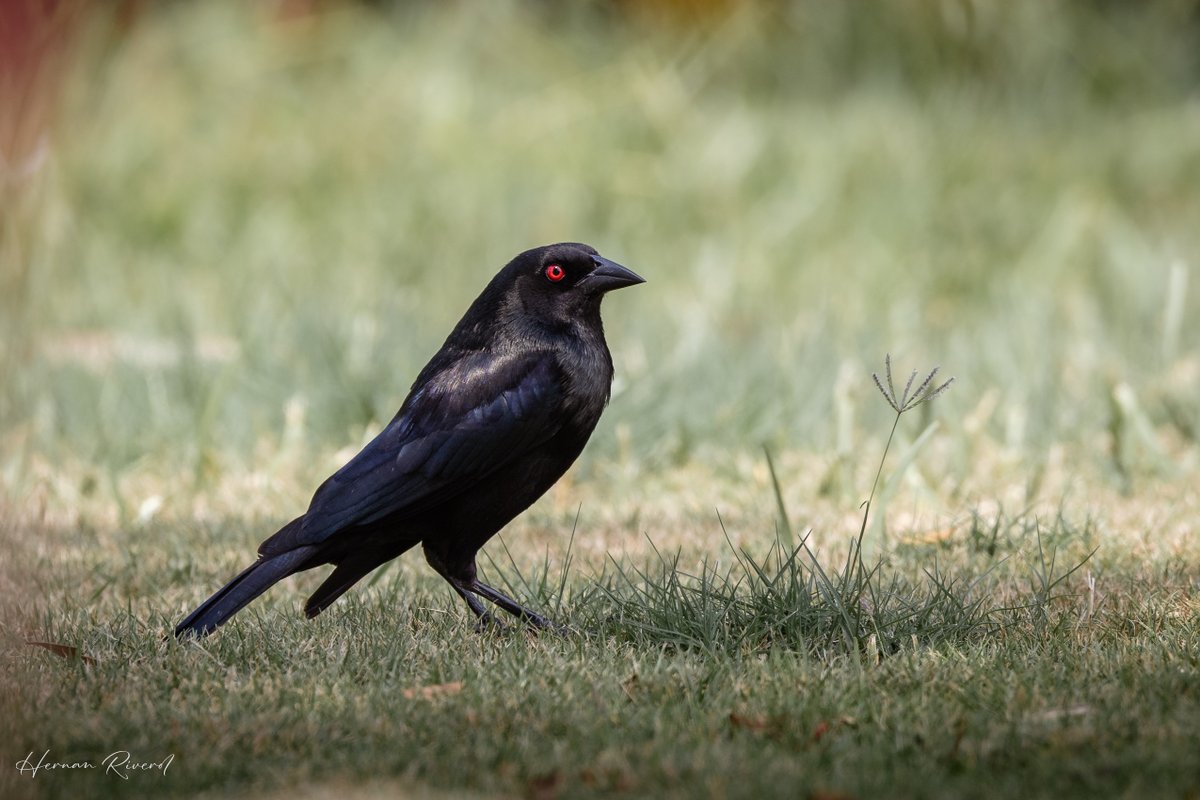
[{"xmin": 174, "ymin": 243, "xmax": 643, "ymax": 638}]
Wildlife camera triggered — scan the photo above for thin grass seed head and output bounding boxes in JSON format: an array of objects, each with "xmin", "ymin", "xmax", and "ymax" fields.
[
  {"xmin": 872, "ymin": 354, "xmax": 954, "ymax": 414},
  {"xmin": 872, "ymin": 371, "xmax": 900, "ymax": 413},
  {"xmin": 907, "ymin": 366, "xmax": 941, "ymax": 409},
  {"xmin": 884, "ymin": 353, "xmax": 897, "ymax": 408},
  {"xmin": 909, "ymin": 370, "xmax": 954, "ymax": 411},
  {"xmin": 901, "ymin": 369, "xmax": 918, "ymax": 409}
]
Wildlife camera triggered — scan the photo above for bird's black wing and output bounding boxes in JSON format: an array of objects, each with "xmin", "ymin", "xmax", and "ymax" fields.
[{"xmin": 259, "ymin": 350, "xmax": 566, "ymax": 555}]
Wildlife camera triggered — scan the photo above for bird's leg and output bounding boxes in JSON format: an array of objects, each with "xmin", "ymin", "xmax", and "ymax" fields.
[
  {"xmin": 452, "ymin": 583, "xmax": 505, "ymax": 632},
  {"xmin": 467, "ymin": 580, "xmax": 568, "ymax": 634},
  {"xmin": 454, "ymin": 585, "xmax": 490, "ymax": 618},
  {"xmin": 423, "ymin": 544, "xmax": 564, "ymax": 633},
  {"xmin": 423, "ymin": 546, "xmax": 503, "ymax": 631}
]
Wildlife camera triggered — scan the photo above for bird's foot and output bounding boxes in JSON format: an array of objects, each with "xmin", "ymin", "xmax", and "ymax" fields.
[
  {"xmin": 468, "ymin": 580, "xmax": 577, "ymax": 636},
  {"xmin": 473, "ymin": 610, "xmax": 506, "ymax": 634}
]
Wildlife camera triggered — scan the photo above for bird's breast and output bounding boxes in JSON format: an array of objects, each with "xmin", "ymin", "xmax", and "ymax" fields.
[{"xmin": 560, "ymin": 340, "xmax": 614, "ymax": 417}]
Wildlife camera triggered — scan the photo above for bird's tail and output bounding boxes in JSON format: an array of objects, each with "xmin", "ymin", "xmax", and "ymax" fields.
[{"xmin": 173, "ymin": 544, "xmax": 319, "ymax": 639}]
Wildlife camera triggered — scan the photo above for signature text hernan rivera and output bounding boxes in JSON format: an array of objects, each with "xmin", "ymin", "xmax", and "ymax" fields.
[{"xmin": 15, "ymin": 750, "xmax": 174, "ymax": 780}]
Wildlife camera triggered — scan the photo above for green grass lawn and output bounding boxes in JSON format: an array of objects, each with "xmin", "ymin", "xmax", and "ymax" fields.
[{"xmin": 2, "ymin": 2, "xmax": 1200, "ymax": 798}]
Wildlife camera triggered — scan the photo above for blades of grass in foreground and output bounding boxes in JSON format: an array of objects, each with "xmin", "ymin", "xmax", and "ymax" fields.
[
  {"xmin": 588, "ymin": 512, "xmax": 1094, "ymax": 658},
  {"xmin": 590, "ymin": 357, "xmax": 983, "ymax": 657},
  {"xmin": 763, "ymin": 445, "xmax": 794, "ymax": 550}
]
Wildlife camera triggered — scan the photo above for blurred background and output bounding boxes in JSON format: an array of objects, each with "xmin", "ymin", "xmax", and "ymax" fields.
[{"xmin": 2, "ymin": 0, "xmax": 1199, "ymax": 538}]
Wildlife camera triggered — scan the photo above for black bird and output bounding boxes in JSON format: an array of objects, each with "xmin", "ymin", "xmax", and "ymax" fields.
[{"xmin": 174, "ymin": 243, "xmax": 643, "ymax": 638}]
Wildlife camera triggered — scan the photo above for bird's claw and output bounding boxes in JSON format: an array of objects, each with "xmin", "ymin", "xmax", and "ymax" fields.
[{"xmin": 473, "ymin": 611, "xmax": 506, "ymax": 634}]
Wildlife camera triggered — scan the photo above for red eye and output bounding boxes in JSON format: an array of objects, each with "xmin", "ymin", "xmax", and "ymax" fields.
[{"xmin": 545, "ymin": 264, "xmax": 565, "ymax": 282}]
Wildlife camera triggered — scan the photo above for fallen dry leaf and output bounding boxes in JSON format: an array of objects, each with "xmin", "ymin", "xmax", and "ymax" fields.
[
  {"xmin": 900, "ymin": 526, "xmax": 958, "ymax": 545},
  {"xmin": 729, "ymin": 712, "xmax": 770, "ymax": 732},
  {"xmin": 26, "ymin": 640, "xmax": 97, "ymax": 665},
  {"xmin": 620, "ymin": 673, "xmax": 640, "ymax": 702},
  {"xmin": 400, "ymin": 681, "xmax": 463, "ymax": 700}
]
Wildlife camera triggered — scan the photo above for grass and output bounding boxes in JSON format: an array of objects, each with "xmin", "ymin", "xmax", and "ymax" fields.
[
  {"xmin": 3, "ymin": 1, "xmax": 1200, "ymax": 798},
  {"xmin": 4, "ymin": 503, "xmax": 1198, "ymax": 800}
]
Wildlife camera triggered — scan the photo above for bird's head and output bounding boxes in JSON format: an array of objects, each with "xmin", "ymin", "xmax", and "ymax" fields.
[
  {"xmin": 502, "ymin": 242, "xmax": 645, "ymax": 329},
  {"xmin": 444, "ymin": 243, "xmax": 644, "ymax": 350}
]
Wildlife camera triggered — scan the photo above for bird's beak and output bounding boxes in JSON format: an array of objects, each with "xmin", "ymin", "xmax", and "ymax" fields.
[{"xmin": 583, "ymin": 256, "xmax": 646, "ymax": 293}]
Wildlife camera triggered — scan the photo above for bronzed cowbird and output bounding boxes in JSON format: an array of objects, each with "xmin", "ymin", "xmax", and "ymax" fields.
[{"xmin": 174, "ymin": 243, "xmax": 643, "ymax": 637}]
